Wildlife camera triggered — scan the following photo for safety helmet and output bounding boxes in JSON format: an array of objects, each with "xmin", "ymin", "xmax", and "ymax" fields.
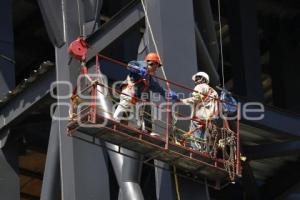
[
  {"xmin": 145, "ymin": 52, "xmax": 161, "ymax": 66},
  {"xmin": 192, "ymin": 72, "xmax": 209, "ymax": 83}
]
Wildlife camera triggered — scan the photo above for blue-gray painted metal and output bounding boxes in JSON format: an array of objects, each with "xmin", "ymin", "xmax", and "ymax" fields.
[
  {"xmin": 41, "ymin": 118, "xmax": 60, "ymax": 200},
  {"xmin": 241, "ymin": 161, "xmax": 260, "ymax": 200},
  {"xmin": 0, "ymin": 0, "xmax": 15, "ymax": 98},
  {"xmin": 154, "ymin": 160, "xmax": 175, "ymax": 200},
  {"xmin": 178, "ymin": 177, "xmax": 210, "ymax": 200},
  {"xmin": 37, "ymin": 0, "xmax": 65, "ymax": 47},
  {"xmin": 55, "ymin": 44, "xmax": 111, "ymax": 200},
  {"xmin": 86, "ymin": 1, "xmax": 144, "ymax": 61},
  {"xmin": 0, "ymin": 149, "xmax": 19, "ymax": 200},
  {"xmin": 226, "ymin": 0, "xmax": 263, "ymax": 101},
  {"xmin": 55, "ymin": 44, "xmax": 77, "ymax": 200},
  {"xmin": 49, "ymin": 0, "xmax": 111, "ymax": 199},
  {"xmin": 195, "ymin": 25, "xmax": 220, "ymax": 86},
  {"xmin": 0, "ymin": 68, "xmax": 55, "ymax": 130},
  {"xmin": 142, "ymin": 0, "xmax": 210, "ymax": 199},
  {"xmin": 194, "ymin": 0, "xmax": 220, "ymax": 69},
  {"xmin": 0, "ymin": 129, "xmax": 9, "ymax": 148},
  {"xmin": 244, "ymin": 140, "xmax": 300, "ymax": 160},
  {"xmin": 240, "ymin": 101, "xmax": 300, "ymax": 138},
  {"xmin": 83, "ymin": 0, "xmax": 103, "ymax": 24}
]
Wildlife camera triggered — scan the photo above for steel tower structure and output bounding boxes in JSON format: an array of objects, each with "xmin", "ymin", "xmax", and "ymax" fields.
[{"xmin": 1, "ymin": 0, "xmax": 300, "ymax": 199}]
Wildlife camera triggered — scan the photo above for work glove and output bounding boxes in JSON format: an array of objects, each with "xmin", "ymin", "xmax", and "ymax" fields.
[
  {"xmin": 167, "ymin": 90, "xmax": 179, "ymax": 101},
  {"xmin": 138, "ymin": 67, "xmax": 147, "ymax": 77},
  {"xmin": 128, "ymin": 64, "xmax": 148, "ymax": 77}
]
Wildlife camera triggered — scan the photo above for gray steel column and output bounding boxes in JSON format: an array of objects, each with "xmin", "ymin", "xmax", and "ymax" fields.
[
  {"xmin": 0, "ymin": 148, "xmax": 19, "ymax": 200},
  {"xmin": 195, "ymin": 25, "xmax": 220, "ymax": 86},
  {"xmin": 0, "ymin": 0, "xmax": 15, "ymax": 98},
  {"xmin": 0, "ymin": 1, "xmax": 18, "ymax": 199},
  {"xmin": 143, "ymin": 0, "xmax": 210, "ymax": 199},
  {"xmin": 194, "ymin": 0, "xmax": 220, "ymax": 86},
  {"xmin": 241, "ymin": 161, "xmax": 260, "ymax": 200},
  {"xmin": 83, "ymin": 0, "xmax": 103, "ymax": 35},
  {"xmin": 37, "ymin": 0, "xmax": 65, "ymax": 47},
  {"xmin": 194, "ymin": 0, "xmax": 219, "ymax": 69},
  {"xmin": 41, "ymin": 117, "xmax": 60, "ymax": 200},
  {"xmin": 226, "ymin": 0, "xmax": 264, "ymax": 101},
  {"xmin": 56, "ymin": 46, "xmax": 110, "ymax": 199},
  {"xmin": 38, "ymin": 0, "xmax": 111, "ymax": 199}
]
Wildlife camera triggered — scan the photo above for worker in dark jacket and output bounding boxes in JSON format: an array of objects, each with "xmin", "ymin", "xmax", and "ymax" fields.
[{"xmin": 113, "ymin": 52, "xmax": 177, "ymax": 130}]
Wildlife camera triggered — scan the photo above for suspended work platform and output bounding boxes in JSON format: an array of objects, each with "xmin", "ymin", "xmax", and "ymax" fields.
[
  {"xmin": 66, "ymin": 53, "xmax": 242, "ymax": 189},
  {"xmin": 68, "ymin": 105, "xmax": 241, "ymax": 188}
]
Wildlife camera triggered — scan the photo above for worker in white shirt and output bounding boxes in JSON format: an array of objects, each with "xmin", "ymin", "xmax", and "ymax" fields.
[{"xmin": 181, "ymin": 72, "xmax": 219, "ymax": 150}]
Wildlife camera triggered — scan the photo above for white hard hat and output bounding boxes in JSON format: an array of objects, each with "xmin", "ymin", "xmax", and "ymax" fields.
[{"xmin": 192, "ymin": 72, "xmax": 209, "ymax": 83}]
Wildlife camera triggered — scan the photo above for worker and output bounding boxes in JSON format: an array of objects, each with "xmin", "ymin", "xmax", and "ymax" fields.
[
  {"xmin": 113, "ymin": 52, "xmax": 178, "ymax": 131},
  {"xmin": 180, "ymin": 72, "xmax": 219, "ymax": 151}
]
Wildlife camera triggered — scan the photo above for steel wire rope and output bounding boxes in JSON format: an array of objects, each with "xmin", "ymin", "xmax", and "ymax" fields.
[
  {"xmin": 76, "ymin": 0, "xmax": 83, "ymax": 36},
  {"xmin": 217, "ymin": 0, "xmax": 225, "ymax": 88}
]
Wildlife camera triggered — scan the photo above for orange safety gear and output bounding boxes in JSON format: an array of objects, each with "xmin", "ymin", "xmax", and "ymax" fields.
[{"xmin": 145, "ymin": 52, "xmax": 161, "ymax": 66}]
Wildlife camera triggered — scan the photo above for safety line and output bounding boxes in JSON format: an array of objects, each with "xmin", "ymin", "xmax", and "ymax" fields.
[
  {"xmin": 174, "ymin": 166, "xmax": 181, "ymax": 200},
  {"xmin": 140, "ymin": 0, "xmax": 168, "ymax": 80},
  {"xmin": 76, "ymin": 0, "xmax": 83, "ymax": 36},
  {"xmin": 140, "ymin": 0, "xmax": 172, "ymax": 150},
  {"xmin": 218, "ymin": 0, "xmax": 225, "ymax": 88}
]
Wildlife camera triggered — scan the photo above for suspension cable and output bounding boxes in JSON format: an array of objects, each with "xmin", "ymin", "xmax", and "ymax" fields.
[
  {"xmin": 76, "ymin": 0, "xmax": 83, "ymax": 36},
  {"xmin": 217, "ymin": 0, "xmax": 225, "ymax": 88},
  {"xmin": 140, "ymin": 0, "xmax": 172, "ymax": 150},
  {"xmin": 140, "ymin": 0, "xmax": 168, "ymax": 80}
]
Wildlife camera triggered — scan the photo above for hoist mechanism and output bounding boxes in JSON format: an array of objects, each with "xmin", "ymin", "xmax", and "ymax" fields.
[
  {"xmin": 67, "ymin": 37, "xmax": 242, "ymax": 189},
  {"xmin": 68, "ymin": 37, "xmax": 88, "ymax": 61}
]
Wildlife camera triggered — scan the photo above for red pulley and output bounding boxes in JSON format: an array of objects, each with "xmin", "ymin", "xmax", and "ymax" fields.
[{"xmin": 68, "ymin": 37, "xmax": 88, "ymax": 61}]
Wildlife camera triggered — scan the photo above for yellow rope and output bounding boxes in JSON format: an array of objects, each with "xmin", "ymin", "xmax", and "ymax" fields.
[{"xmin": 173, "ymin": 166, "xmax": 181, "ymax": 200}]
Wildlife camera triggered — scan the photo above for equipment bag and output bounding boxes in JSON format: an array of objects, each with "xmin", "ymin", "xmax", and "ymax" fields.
[{"xmin": 220, "ymin": 89, "xmax": 237, "ymax": 114}]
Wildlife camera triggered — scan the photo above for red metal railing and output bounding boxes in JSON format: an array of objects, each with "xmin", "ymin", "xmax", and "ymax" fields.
[{"xmin": 68, "ymin": 54, "xmax": 241, "ymax": 182}]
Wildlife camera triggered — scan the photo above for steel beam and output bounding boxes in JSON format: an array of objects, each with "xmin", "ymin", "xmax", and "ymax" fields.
[
  {"xmin": 0, "ymin": 67, "xmax": 55, "ymax": 130},
  {"xmin": 241, "ymin": 101, "xmax": 300, "ymax": 138},
  {"xmin": 244, "ymin": 141, "xmax": 300, "ymax": 160},
  {"xmin": 86, "ymin": 1, "xmax": 144, "ymax": 61},
  {"xmin": 0, "ymin": 0, "xmax": 15, "ymax": 98}
]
